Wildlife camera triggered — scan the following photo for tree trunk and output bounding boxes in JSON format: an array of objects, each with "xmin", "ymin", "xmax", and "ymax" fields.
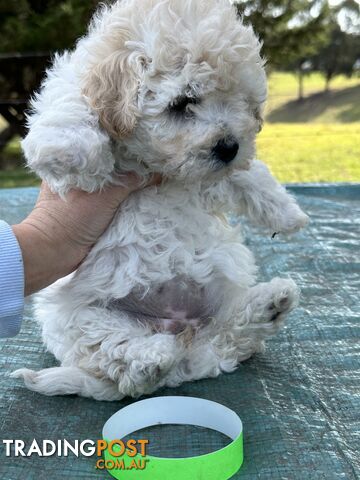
[
  {"xmin": 298, "ymin": 70, "xmax": 304, "ymax": 101},
  {"xmin": 324, "ymin": 73, "xmax": 332, "ymax": 93}
]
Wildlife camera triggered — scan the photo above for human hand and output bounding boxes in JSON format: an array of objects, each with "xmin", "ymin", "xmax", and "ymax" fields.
[{"xmin": 12, "ymin": 173, "xmax": 161, "ymax": 296}]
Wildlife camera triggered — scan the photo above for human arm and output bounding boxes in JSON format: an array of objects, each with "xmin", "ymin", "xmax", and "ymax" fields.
[{"xmin": 12, "ymin": 175, "xmax": 160, "ymax": 296}]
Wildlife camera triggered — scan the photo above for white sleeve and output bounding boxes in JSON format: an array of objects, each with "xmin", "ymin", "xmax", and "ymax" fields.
[{"xmin": 0, "ymin": 220, "xmax": 24, "ymax": 337}]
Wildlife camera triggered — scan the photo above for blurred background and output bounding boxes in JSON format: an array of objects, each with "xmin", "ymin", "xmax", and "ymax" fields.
[{"xmin": 0, "ymin": 0, "xmax": 359, "ymax": 187}]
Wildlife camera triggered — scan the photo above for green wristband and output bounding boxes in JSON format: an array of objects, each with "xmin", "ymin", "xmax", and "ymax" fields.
[{"xmin": 103, "ymin": 396, "xmax": 243, "ymax": 480}]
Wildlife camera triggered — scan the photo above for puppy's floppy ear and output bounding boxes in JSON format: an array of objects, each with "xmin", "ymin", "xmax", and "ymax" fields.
[{"xmin": 82, "ymin": 47, "xmax": 140, "ymax": 139}]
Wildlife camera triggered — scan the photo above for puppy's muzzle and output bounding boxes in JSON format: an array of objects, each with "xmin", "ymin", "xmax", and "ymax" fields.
[{"xmin": 212, "ymin": 137, "xmax": 239, "ymax": 164}]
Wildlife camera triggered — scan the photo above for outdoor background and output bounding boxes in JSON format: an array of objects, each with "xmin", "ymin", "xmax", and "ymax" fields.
[{"xmin": 0, "ymin": 0, "xmax": 359, "ymax": 188}]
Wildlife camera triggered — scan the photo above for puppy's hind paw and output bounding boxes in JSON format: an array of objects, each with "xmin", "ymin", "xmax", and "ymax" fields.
[
  {"xmin": 265, "ymin": 278, "xmax": 300, "ymax": 323},
  {"xmin": 10, "ymin": 368, "xmax": 51, "ymax": 394},
  {"xmin": 10, "ymin": 368, "xmax": 37, "ymax": 384}
]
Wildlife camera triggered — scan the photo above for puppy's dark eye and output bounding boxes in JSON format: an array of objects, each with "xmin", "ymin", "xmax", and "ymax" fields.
[{"xmin": 169, "ymin": 95, "xmax": 199, "ymax": 115}]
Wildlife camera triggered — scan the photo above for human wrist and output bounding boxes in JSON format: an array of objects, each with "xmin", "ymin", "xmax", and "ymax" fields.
[{"xmin": 12, "ymin": 217, "xmax": 83, "ymax": 296}]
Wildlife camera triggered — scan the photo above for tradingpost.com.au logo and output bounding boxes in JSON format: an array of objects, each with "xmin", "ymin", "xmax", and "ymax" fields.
[{"xmin": 2, "ymin": 438, "xmax": 150, "ymax": 471}]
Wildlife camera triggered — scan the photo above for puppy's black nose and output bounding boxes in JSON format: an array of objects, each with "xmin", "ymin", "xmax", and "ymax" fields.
[{"xmin": 212, "ymin": 138, "xmax": 239, "ymax": 164}]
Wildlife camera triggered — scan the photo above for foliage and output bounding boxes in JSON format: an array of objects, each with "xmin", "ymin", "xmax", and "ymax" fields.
[
  {"xmin": 0, "ymin": 168, "xmax": 39, "ymax": 188},
  {"xmin": 0, "ymin": 0, "xmax": 102, "ymax": 53},
  {"xmin": 234, "ymin": 0, "xmax": 331, "ymax": 68},
  {"xmin": 336, "ymin": 0, "xmax": 360, "ymax": 33},
  {"xmin": 311, "ymin": 1, "xmax": 360, "ymax": 89},
  {"xmin": 313, "ymin": 27, "xmax": 359, "ymax": 88}
]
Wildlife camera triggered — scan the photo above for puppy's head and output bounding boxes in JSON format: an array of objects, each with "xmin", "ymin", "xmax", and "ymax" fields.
[{"xmin": 81, "ymin": 0, "xmax": 267, "ymax": 181}]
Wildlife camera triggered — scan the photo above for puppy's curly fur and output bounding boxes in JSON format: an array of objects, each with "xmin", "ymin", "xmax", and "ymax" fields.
[{"xmin": 13, "ymin": 0, "xmax": 309, "ymax": 400}]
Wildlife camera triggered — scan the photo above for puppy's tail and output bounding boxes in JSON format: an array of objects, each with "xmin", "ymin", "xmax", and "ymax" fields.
[{"xmin": 11, "ymin": 367, "xmax": 122, "ymax": 401}]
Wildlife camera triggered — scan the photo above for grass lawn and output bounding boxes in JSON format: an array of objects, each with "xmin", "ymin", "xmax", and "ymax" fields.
[
  {"xmin": 0, "ymin": 136, "xmax": 40, "ymax": 188},
  {"xmin": 257, "ymin": 123, "xmax": 360, "ymax": 183},
  {"xmin": 0, "ymin": 71, "xmax": 359, "ymax": 187},
  {"xmin": 0, "ymin": 168, "xmax": 39, "ymax": 188},
  {"xmin": 260, "ymin": 72, "xmax": 360, "ymax": 182}
]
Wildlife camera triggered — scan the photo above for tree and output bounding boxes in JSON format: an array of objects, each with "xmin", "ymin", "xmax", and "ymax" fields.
[
  {"xmin": 314, "ymin": 26, "xmax": 359, "ymax": 91},
  {"xmin": 234, "ymin": 0, "xmax": 331, "ymax": 67},
  {"xmin": 0, "ymin": 0, "xmax": 104, "ymax": 153},
  {"xmin": 0, "ymin": 0, "xmax": 102, "ymax": 53},
  {"xmin": 311, "ymin": 1, "xmax": 360, "ymax": 90},
  {"xmin": 234, "ymin": 0, "xmax": 331, "ymax": 99},
  {"xmin": 336, "ymin": 0, "xmax": 360, "ymax": 34}
]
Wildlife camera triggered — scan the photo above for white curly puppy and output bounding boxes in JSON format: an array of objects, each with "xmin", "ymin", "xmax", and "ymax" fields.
[{"xmin": 13, "ymin": 0, "xmax": 309, "ymax": 400}]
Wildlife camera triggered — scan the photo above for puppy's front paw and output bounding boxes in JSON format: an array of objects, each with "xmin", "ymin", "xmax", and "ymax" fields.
[{"xmin": 277, "ymin": 203, "xmax": 309, "ymax": 235}]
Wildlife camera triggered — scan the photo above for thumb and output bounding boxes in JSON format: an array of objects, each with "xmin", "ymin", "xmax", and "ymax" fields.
[{"xmin": 102, "ymin": 172, "xmax": 163, "ymax": 208}]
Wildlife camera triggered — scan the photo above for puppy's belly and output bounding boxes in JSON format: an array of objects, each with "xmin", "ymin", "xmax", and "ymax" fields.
[{"xmin": 108, "ymin": 276, "xmax": 216, "ymax": 334}]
